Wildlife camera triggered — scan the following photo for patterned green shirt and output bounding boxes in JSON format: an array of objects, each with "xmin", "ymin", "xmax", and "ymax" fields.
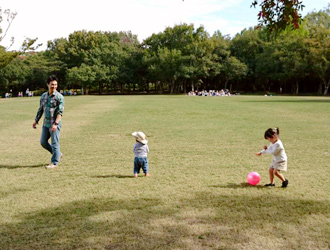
[{"xmin": 35, "ymin": 91, "xmax": 65, "ymax": 128}]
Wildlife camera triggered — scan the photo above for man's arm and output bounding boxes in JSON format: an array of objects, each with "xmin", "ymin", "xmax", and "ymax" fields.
[
  {"xmin": 51, "ymin": 95, "xmax": 64, "ymax": 132},
  {"xmin": 33, "ymin": 95, "xmax": 44, "ymax": 129},
  {"xmin": 51, "ymin": 113, "xmax": 62, "ymax": 132}
]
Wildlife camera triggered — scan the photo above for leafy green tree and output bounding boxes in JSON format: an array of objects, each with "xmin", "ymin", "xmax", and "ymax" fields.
[
  {"xmin": 145, "ymin": 47, "xmax": 183, "ymax": 93},
  {"xmin": 222, "ymin": 56, "xmax": 248, "ymax": 91},
  {"xmin": 276, "ymin": 32, "xmax": 309, "ymax": 95},
  {"xmin": 255, "ymin": 42, "xmax": 282, "ymax": 92},
  {"xmin": 111, "ymin": 31, "xmax": 141, "ymax": 93},
  {"xmin": 144, "ymin": 24, "xmax": 217, "ymax": 93},
  {"xmin": 0, "ymin": 51, "xmax": 63, "ymax": 94},
  {"xmin": 0, "ymin": 45, "xmax": 18, "ymax": 70},
  {"xmin": 48, "ymin": 30, "xmax": 137, "ymax": 93},
  {"xmin": 143, "ymin": 24, "xmax": 192, "ymax": 93},
  {"xmin": 25, "ymin": 52, "xmax": 63, "ymax": 88},
  {"xmin": 231, "ymin": 28, "xmax": 264, "ymax": 91},
  {"xmin": 0, "ymin": 56, "xmax": 27, "ymax": 93},
  {"xmin": 304, "ymin": 7, "xmax": 330, "ymax": 95},
  {"xmin": 184, "ymin": 26, "xmax": 216, "ymax": 92},
  {"xmin": 66, "ymin": 63, "xmax": 96, "ymax": 94},
  {"xmin": 207, "ymin": 31, "xmax": 249, "ymax": 91}
]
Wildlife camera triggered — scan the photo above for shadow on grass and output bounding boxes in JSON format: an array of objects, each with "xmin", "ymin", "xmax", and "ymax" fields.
[
  {"xmin": 0, "ymin": 163, "xmax": 47, "ymax": 169},
  {"xmin": 92, "ymin": 174, "xmax": 134, "ymax": 178},
  {"xmin": 0, "ymin": 191, "xmax": 329, "ymax": 249},
  {"xmin": 210, "ymin": 182, "xmax": 270, "ymax": 189},
  {"xmin": 243, "ymin": 99, "xmax": 330, "ymax": 103}
]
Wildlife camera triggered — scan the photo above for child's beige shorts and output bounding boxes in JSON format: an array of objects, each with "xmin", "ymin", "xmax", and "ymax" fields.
[{"xmin": 269, "ymin": 160, "xmax": 287, "ymax": 171}]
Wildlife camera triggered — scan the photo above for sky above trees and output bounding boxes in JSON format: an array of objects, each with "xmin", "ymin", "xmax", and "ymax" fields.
[{"xmin": 1, "ymin": 0, "xmax": 329, "ymax": 50}]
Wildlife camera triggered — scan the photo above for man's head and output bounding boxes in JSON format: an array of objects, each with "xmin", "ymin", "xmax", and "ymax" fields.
[{"xmin": 47, "ymin": 75, "xmax": 58, "ymax": 94}]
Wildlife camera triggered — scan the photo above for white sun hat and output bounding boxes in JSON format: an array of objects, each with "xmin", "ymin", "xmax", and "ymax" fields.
[{"xmin": 132, "ymin": 131, "xmax": 148, "ymax": 144}]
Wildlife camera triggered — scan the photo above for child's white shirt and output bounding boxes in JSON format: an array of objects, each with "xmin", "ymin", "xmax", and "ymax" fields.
[
  {"xmin": 261, "ymin": 139, "xmax": 287, "ymax": 162},
  {"xmin": 133, "ymin": 142, "xmax": 149, "ymax": 157}
]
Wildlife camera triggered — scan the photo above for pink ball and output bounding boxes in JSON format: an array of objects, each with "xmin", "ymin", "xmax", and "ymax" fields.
[{"xmin": 247, "ymin": 172, "xmax": 261, "ymax": 186}]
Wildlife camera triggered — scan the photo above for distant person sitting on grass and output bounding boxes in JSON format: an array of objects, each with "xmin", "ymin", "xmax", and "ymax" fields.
[
  {"xmin": 33, "ymin": 75, "xmax": 65, "ymax": 169},
  {"xmin": 132, "ymin": 131, "xmax": 150, "ymax": 178},
  {"xmin": 256, "ymin": 127, "xmax": 289, "ymax": 188}
]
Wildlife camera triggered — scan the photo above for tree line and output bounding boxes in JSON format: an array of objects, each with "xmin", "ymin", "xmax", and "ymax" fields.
[{"xmin": 0, "ymin": 7, "xmax": 329, "ymax": 96}]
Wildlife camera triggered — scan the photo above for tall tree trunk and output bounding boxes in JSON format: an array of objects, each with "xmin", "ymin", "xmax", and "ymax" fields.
[
  {"xmin": 106, "ymin": 83, "xmax": 109, "ymax": 94},
  {"xmin": 224, "ymin": 80, "xmax": 229, "ymax": 90},
  {"xmin": 252, "ymin": 79, "xmax": 257, "ymax": 92},
  {"xmin": 176, "ymin": 82, "xmax": 180, "ymax": 94},
  {"xmin": 146, "ymin": 82, "xmax": 149, "ymax": 94},
  {"xmin": 183, "ymin": 80, "xmax": 187, "ymax": 94},
  {"xmin": 292, "ymin": 80, "xmax": 299, "ymax": 95},
  {"xmin": 324, "ymin": 79, "xmax": 330, "ymax": 95},
  {"xmin": 159, "ymin": 81, "xmax": 163, "ymax": 94},
  {"xmin": 191, "ymin": 80, "xmax": 194, "ymax": 92},
  {"xmin": 98, "ymin": 82, "xmax": 103, "ymax": 95},
  {"xmin": 318, "ymin": 82, "xmax": 323, "ymax": 95},
  {"xmin": 170, "ymin": 80, "xmax": 175, "ymax": 94}
]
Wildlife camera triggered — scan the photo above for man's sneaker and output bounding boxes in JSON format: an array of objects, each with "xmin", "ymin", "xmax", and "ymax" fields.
[
  {"xmin": 264, "ymin": 183, "xmax": 275, "ymax": 186},
  {"xmin": 45, "ymin": 164, "xmax": 58, "ymax": 169},
  {"xmin": 282, "ymin": 179, "xmax": 289, "ymax": 188}
]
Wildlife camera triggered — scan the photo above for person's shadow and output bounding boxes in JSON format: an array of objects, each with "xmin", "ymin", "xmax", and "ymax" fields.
[
  {"xmin": 92, "ymin": 174, "xmax": 134, "ymax": 179},
  {"xmin": 0, "ymin": 164, "xmax": 47, "ymax": 169},
  {"xmin": 209, "ymin": 182, "xmax": 269, "ymax": 189}
]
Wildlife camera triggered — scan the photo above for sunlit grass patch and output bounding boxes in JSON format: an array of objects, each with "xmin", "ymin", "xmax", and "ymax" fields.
[{"xmin": 0, "ymin": 95, "xmax": 329, "ymax": 249}]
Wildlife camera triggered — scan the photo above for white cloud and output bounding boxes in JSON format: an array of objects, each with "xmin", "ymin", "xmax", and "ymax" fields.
[{"xmin": 1, "ymin": 0, "xmax": 328, "ymax": 50}]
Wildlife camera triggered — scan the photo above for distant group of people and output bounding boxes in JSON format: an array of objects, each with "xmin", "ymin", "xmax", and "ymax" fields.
[
  {"xmin": 187, "ymin": 89, "xmax": 231, "ymax": 97},
  {"xmin": 60, "ymin": 89, "xmax": 78, "ymax": 96},
  {"xmin": 4, "ymin": 88, "xmax": 34, "ymax": 98},
  {"xmin": 4, "ymin": 87, "xmax": 81, "ymax": 99},
  {"xmin": 25, "ymin": 88, "xmax": 34, "ymax": 97}
]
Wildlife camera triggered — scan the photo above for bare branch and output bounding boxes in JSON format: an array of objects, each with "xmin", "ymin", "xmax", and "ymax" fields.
[{"xmin": 0, "ymin": 8, "xmax": 17, "ymax": 43}]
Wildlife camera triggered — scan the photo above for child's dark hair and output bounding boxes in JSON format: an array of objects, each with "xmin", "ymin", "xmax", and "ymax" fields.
[{"xmin": 264, "ymin": 127, "xmax": 279, "ymax": 139}]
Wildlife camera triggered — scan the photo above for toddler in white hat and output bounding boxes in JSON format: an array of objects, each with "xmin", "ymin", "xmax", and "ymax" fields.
[{"xmin": 132, "ymin": 131, "xmax": 150, "ymax": 178}]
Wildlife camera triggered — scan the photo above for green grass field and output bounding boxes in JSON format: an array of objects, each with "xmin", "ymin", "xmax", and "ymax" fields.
[{"xmin": 0, "ymin": 95, "xmax": 329, "ymax": 250}]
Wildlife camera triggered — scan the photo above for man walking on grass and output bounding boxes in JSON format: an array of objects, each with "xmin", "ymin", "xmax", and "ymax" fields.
[{"xmin": 33, "ymin": 75, "xmax": 65, "ymax": 169}]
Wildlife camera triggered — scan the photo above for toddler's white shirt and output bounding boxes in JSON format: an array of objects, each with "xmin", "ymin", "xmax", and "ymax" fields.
[
  {"xmin": 133, "ymin": 142, "xmax": 149, "ymax": 157},
  {"xmin": 261, "ymin": 139, "xmax": 287, "ymax": 162}
]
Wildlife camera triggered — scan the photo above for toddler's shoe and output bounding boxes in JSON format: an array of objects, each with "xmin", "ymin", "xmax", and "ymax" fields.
[
  {"xmin": 281, "ymin": 179, "xmax": 289, "ymax": 188},
  {"xmin": 45, "ymin": 164, "xmax": 58, "ymax": 169},
  {"xmin": 264, "ymin": 183, "xmax": 275, "ymax": 186}
]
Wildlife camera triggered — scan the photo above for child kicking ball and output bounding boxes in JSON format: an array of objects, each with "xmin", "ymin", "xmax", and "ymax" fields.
[{"xmin": 256, "ymin": 127, "xmax": 289, "ymax": 188}]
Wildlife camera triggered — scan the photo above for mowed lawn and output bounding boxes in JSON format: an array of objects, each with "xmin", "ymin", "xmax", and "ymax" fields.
[{"xmin": 0, "ymin": 95, "xmax": 329, "ymax": 250}]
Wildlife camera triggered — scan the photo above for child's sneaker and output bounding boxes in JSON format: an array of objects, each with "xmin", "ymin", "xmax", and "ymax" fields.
[
  {"xmin": 282, "ymin": 179, "xmax": 289, "ymax": 188},
  {"xmin": 264, "ymin": 183, "xmax": 275, "ymax": 186}
]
